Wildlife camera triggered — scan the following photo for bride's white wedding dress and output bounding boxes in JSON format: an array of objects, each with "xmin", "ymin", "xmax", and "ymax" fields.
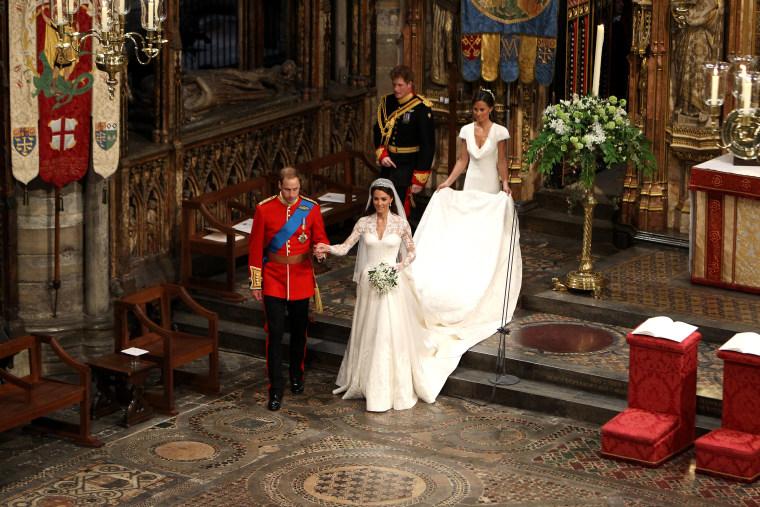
[
  {"xmin": 329, "ymin": 213, "xmax": 459, "ymax": 412},
  {"xmin": 329, "ymin": 122, "xmax": 521, "ymax": 412}
]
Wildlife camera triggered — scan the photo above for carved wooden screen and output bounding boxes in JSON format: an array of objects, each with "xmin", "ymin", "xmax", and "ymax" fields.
[{"xmin": 566, "ymin": 0, "xmax": 593, "ymax": 97}]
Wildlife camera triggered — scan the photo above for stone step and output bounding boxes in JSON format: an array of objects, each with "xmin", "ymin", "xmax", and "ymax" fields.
[
  {"xmin": 519, "ymin": 205, "xmax": 615, "ymax": 244},
  {"xmin": 174, "ymin": 308, "xmax": 722, "ymax": 433},
  {"xmin": 533, "ymin": 187, "xmax": 617, "ymax": 221}
]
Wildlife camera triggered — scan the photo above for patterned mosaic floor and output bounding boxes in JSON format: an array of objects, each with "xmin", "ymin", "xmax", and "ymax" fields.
[{"xmin": 1, "ymin": 353, "xmax": 758, "ymax": 506}]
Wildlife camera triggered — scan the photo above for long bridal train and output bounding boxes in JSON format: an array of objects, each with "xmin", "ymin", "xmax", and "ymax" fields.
[{"xmin": 412, "ymin": 188, "xmax": 522, "ymax": 359}]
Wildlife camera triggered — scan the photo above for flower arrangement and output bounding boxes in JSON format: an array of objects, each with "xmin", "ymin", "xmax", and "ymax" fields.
[
  {"xmin": 367, "ymin": 262, "xmax": 398, "ymax": 294},
  {"xmin": 525, "ymin": 94, "xmax": 656, "ymax": 192}
]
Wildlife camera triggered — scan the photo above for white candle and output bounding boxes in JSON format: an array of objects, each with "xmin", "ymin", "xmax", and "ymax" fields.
[
  {"xmin": 101, "ymin": 1, "xmax": 108, "ymax": 29},
  {"xmin": 742, "ymin": 74, "xmax": 752, "ymax": 114},
  {"xmin": 55, "ymin": 0, "xmax": 64, "ymax": 23},
  {"xmin": 67, "ymin": 0, "xmax": 74, "ymax": 13},
  {"xmin": 592, "ymin": 24, "xmax": 604, "ymax": 96},
  {"xmin": 116, "ymin": 0, "xmax": 124, "ymax": 14},
  {"xmin": 710, "ymin": 67, "xmax": 719, "ymax": 105},
  {"xmin": 147, "ymin": 0, "xmax": 154, "ymax": 29}
]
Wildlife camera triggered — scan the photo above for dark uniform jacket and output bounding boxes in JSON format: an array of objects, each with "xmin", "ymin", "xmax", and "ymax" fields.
[
  {"xmin": 248, "ymin": 194, "xmax": 329, "ymax": 300},
  {"xmin": 373, "ymin": 92, "xmax": 436, "ymax": 189}
]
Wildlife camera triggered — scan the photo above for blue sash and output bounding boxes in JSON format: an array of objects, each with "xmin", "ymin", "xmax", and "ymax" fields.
[{"xmin": 266, "ymin": 199, "xmax": 315, "ymax": 254}]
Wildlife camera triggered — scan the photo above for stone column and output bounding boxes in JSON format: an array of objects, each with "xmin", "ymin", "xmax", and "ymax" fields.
[{"xmin": 84, "ymin": 171, "xmax": 112, "ymax": 356}]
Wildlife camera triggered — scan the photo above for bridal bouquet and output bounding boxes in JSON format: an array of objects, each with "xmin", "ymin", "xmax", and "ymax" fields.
[
  {"xmin": 525, "ymin": 94, "xmax": 655, "ymax": 191},
  {"xmin": 367, "ymin": 262, "xmax": 398, "ymax": 294}
]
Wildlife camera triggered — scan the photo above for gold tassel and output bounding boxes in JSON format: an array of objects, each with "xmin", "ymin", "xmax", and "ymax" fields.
[{"xmin": 313, "ymin": 283, "xmax": 323, "ymax": 313}]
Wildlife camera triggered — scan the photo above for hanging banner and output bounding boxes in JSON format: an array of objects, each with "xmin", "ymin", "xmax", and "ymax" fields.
[
  {"xmin": 500, "ymin": 34, "xmax": 520, "ymax": 83},
  {"xmin": 9, "ymin": 0, "xmax": 41, "ymax": 185},
  {"xmin": 461, "ymin": 0, "xmax": 559, "ymax": 84},
  {"xmin": 461, "ymin": 34, "xmax": 482, "ymax": 81},
  {"xmin": 92, "ymin": 38, "xmax": 120, "ymax": 179},
  {"xmin": 35, "ymin": 2, "xmax": 93, "ymax": 188}
]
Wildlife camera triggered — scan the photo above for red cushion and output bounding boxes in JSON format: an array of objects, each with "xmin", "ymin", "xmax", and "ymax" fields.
[
  {"xmin": 602, "ymin": 408, "xmax": 678, "ymax": 445},
  {"xmin": 696, "ymin": 429, "xmax": 760, "ymax": 460}
]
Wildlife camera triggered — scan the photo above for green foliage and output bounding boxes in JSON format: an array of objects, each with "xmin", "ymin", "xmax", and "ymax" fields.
[{"xmin": 524, "ymin": 94, "xmax": 656, "ymax": 191}]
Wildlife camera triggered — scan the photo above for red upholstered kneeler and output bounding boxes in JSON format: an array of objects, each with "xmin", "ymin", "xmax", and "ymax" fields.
[
  {"xmin": 695, "ymin": 350, "xmax": 760, "ymax": 482},
  {"xmin": 601, "ymin": 331, "xmax": 701, "ymax": 467}
]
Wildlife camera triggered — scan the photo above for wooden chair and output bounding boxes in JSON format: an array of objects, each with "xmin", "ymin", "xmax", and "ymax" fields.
[
  {"xmin": 0, "ymin": 333, "xmax": 103, "ymax": 447},
  {"xmin": 114, "ymin": 283, "xmax": 219, "ymax": 415}
]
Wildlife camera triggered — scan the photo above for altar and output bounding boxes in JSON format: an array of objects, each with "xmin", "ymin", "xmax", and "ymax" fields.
[{"xmin": 690, "ymin": 154, "xmax": 760, "ymax": 293}]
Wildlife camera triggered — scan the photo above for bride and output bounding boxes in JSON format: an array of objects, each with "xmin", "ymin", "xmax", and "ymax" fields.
[{"xmin": 314, "ymin": 179, "xmax": 459, "ymax": 412}]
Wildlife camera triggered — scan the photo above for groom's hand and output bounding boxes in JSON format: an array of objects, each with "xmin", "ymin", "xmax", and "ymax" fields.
[{"xmin": 411, "ymin": 184, "xmax": 423, "ymax": 194}]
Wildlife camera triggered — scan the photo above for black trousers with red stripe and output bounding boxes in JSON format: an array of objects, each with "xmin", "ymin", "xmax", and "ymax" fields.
[{"xmin": 263, "ymin": 296, "xmax": 309, "ymax": 396}]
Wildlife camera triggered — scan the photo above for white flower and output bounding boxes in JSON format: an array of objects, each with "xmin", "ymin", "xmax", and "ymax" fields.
[{"xmin": 367, "ymin": 262, "xmax": 398, "ymax": 294}]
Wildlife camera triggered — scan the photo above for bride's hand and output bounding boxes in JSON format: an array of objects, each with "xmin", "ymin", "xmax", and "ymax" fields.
[
  {"xmin": 314, "ymin": 243, "xmax": 330, "ymax": 255},
  {"xmin": 502, "ymin": 182, "xmax": 512, "ymax": 196},
  {"xmin": 436, "ymin": 181, "xmax": 451, "ymax": 192}
]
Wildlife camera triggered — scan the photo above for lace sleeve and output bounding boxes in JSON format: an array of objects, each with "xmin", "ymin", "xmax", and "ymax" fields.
[
  {"xmin": 328, "ymin": 218, "xmax": 365, "ymax": 256},
  {"xmin": 394, "ymin": 217, "xmax": 416, "ymax": 271}
]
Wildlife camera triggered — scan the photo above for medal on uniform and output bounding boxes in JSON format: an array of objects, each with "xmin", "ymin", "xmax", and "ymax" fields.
[{"xmin": 298, "ymin": 218, "xmax": 308, "ymax": 244}]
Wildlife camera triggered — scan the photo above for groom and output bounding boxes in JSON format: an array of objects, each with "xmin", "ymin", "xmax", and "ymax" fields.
[
  {"xmin": 248, "ymin": 167, "xmax": 329, "ymax": 411},
  {"xmin": 374, "ymin": 65, "xmax": 436, "ymax": 216}
]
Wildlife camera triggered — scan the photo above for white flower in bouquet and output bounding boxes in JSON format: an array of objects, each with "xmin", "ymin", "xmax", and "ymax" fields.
[{"xmin": 367, "ymin": 262, "xmax": 398, "ymax": 294}]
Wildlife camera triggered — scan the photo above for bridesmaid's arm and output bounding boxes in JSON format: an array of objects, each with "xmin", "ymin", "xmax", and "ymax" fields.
[
  {"xmin": 497, "ymin": 138, "xmax": 511, "ymax": 195},
  {"xmin": 437, "ymin": 139, "xmax": 469, "ymax": 191}
]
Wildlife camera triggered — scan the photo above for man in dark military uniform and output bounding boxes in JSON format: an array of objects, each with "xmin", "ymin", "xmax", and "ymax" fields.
[
  {"xmin": 248, "ymin": 167, "xmax": 329, "ymax": 411},
  {"xmin": 373, "ymin": 65, "xmax": 436, "ymax": 216}
]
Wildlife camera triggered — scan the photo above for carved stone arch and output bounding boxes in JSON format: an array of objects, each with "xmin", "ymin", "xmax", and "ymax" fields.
[
  {"xmin": 248, "ymin": 156, "xmax": 269, "ymax": 179},
  {"xmin": 338, "ymin": 126, "xmax": 358, "ymax": 152},
  {"xmin": 294, "ymin": 144, "xmax": 312, "ymax": 166},
  {"xmin": 329, "ymin": 131, "xmax": 343, "ymax": 153},
  {"xmin": 182, "ymin": 176, "xmax": 201, "ymax": 201},
  {"xmin": 202, "ymin": 172, "xmax": 224, "ymax": 226},
  {"xmin": 226, "ymin": 164, "xmax": 245, "ymax": 187},
  {"xmin": 273, "ymin": 151, "xmax": 290, "ymax": 173}
]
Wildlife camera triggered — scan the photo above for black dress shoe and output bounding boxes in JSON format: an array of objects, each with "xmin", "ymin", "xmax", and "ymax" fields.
[
  {"xmin": 268, "ymin": 393, "xmax": 283, "ymax": 411},
  {"xmin": 290, "ymin": 376, "xmax": 304, "ymax": 394}
]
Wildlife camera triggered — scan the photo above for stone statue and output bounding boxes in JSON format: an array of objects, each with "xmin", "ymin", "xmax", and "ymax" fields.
[
  {"xmin": 182, "ymin": 60, "xmax": 298, "ymax": 120},
  {"xmin": 670, "ymin": 0, "xmax": 724, "ymax": 126},
  {"xmin": 146, "ymin": 198, "xmax": 159, "ymax": 254}
]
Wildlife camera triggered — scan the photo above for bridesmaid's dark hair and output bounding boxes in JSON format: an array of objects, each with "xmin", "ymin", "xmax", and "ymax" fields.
[
  {"xmin": 473, "ymin": 88, "xmax": 497, "ymax": 122},
  {"xmin": 363, "ymin": 186, "xmax": 398, "ymax": 217}
]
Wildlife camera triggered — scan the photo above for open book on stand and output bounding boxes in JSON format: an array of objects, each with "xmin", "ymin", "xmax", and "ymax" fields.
[
  {"xmin": 631, "ymin": 316, "xmax": 697, "ymax": 343},
  {"xmin": 719, "ymin": 332, "xmax": 760, "ymax": 356}
]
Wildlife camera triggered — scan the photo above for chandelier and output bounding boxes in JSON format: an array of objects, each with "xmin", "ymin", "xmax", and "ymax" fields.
[
  {"xmin": 50, "ymin": 0, "xmax": 167, "ymax": 99},
  {"xmin": 703, "ymin": 55, "xmax": 760, "ymax": 162}
]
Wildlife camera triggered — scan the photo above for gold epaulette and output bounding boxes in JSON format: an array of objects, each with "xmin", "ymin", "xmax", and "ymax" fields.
[
  {"xmin": 416, "ymin": 94, "xmax": 433, "ymax": 108},
  {"xmin": 258, "ymin": 195, "xmax": 277, "ymax": 206},
  {"xmin": 300, "ymin": 195, "xmax": 318, "ymax": 204}
]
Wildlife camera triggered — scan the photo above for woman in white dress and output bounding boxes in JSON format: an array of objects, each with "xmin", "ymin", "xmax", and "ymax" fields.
[
  {"xmin": 437, "ymin": 88, "xmax": 511, "ymax": 195},
  {"xmin": 410, "ymin": 88, "xmax": 522, "ymax": 347},
  {"xmin": 314, "ymin": 179, "xmax": 457, "ymax": 412}
]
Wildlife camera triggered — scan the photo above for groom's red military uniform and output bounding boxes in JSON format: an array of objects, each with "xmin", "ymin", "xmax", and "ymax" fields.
[
  {"xmin": 248, "ymin": 192, "xmax": 328, "ymax": 407},
  {"xmin": 248, "ymin": 193, "xmax": 328, "ymax": 299}
]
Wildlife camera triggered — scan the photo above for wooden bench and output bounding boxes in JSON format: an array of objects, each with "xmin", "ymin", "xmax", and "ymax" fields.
[
  {"xmin": 0, "ymin": 333, "xmax": 103, "ymax": 447},
  {"xmin": 181, "ymin": 150, "xmax": 379, "ymax": 301},
  {"xmin": 181, "ymin": 176, "xmax": 273, "ymax": 301},
  {"xmin": 296, "ymin": 150, "xmax": 380, "ymax": 225},
  {"xmin": 114, "ymin": 283, "xmax": 220, "ymax": 416}
]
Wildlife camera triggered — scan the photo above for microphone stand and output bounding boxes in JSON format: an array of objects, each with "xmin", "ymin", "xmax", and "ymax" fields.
[{"xmin": 490, "ymin": 201, "xmax": 520, "ymax": 394}]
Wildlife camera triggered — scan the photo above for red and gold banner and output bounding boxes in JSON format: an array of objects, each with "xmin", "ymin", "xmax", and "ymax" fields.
[{"xmin": 35, "ymin": 4, "xmax": 93, "ymax": 188}]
